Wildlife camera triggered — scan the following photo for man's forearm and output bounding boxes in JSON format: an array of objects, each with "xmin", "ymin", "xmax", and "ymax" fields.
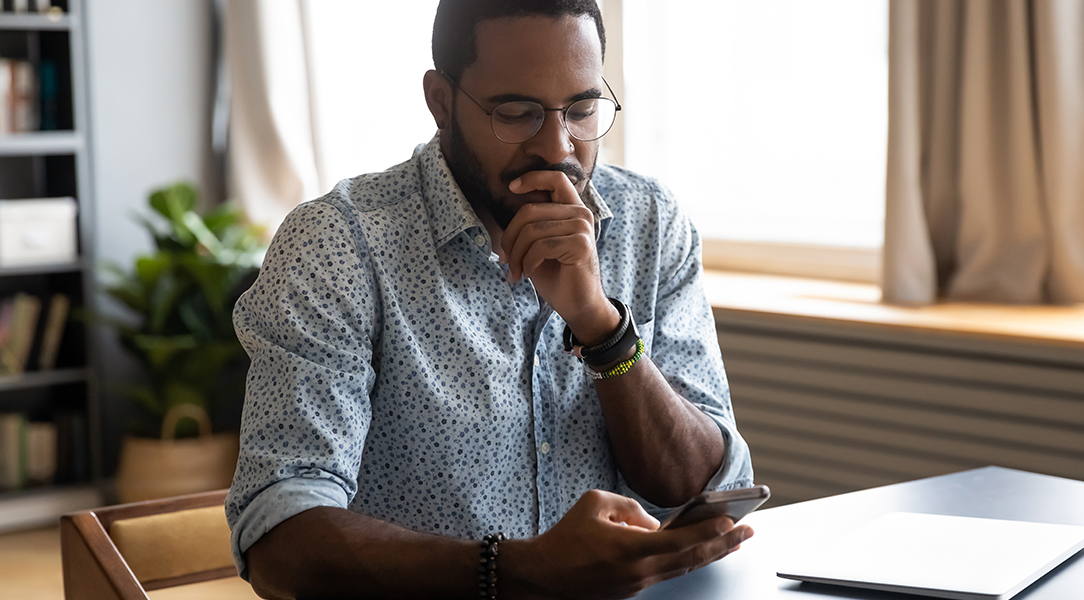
[
  {"xmin": 594, "ymin": 356, "xmax": 726, "ymax": 508},
  {"xmin": 246, "ymin": 506, "xmax": 478, "ymax": 600}
]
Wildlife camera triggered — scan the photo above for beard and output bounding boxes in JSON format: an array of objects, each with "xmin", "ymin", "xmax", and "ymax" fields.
[{"xmin": 445, "ymin": 108, "xmax": 597, "ymax": 230}]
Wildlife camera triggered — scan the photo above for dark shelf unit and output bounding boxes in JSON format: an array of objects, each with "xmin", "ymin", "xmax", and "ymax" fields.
[{"xmin": 0, "ymin": 0, "xmax": 101, "ymax": 530}]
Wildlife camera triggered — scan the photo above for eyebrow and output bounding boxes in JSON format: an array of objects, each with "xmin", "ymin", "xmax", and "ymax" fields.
[{"xmin": 486, "ymin": 88, "xmax": 603, "ymax": 106}]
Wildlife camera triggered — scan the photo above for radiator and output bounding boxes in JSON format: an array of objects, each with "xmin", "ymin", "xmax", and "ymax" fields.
[{"xmin": 714, "ymin": 309, "xmax": 1084, "ymax": 508}]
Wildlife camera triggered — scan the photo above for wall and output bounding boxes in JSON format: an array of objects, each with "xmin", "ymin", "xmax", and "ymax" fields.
[{"xmin": 85, "ymin": 0, "xmax": 216, "ymax": 474}]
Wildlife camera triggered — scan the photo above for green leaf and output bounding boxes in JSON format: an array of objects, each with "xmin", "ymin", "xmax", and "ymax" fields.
[
  {"xmin": 102, "ymin": 282, "xmax": 148, "ymax": 314},
  {"xmin": 149, "ymin": 183, "xmax": 199, "ymax": 247},
  {"xmin": 148, "ymin": 269, "xmax": 189, "ymax": 334},
  {"xmin": 132, "ymin": 334, "xmax": 198, "ymax": 369},
  {"xmin": 177, "ymin": 340, "xmax": 245, "ymax": 387},
  {"xmin": 177, "ymin": 296, "xmax": 213, "ymax": 341},
  {"xmin": 202, "ymin": 201, "xmax": 243, "ymax": 235},
  {"xmin": 112, "ymin": 382, "xmax": 165, "ymax": 417},
  {"xmin": 182, "ymin": 211, "xmax": 227, "ymax": 259},
  {"xmin": 135, "ymin": 255, "xmax": 170, "ymax": 287},
  {"xmin": 180, "ymin": 256, "xmax": 231, "ymax": 316},
  {"xmin": 149, "ymin": 183, "xmax": 198, "ymax": 222}
]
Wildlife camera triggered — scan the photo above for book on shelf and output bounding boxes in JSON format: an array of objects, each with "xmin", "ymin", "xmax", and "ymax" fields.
[
  {"xmin": 0, "ymin": 58, "xmax": 38, "ymax": 134},
  {"xmin": 0, "ymin": 292, "xmax": 69, "ymax": 375},
  {"xmin": 0, "ymin": 0, "xmax": 57, "ymax": 14},
  {"xmin": 37, "ymin": 293, "xmax": 69, "ymax": 371},
  {"xmin": 0, "ymin": 412, "xmax": 27, "ymax": 490},
  {"xmin": 0, "ymin": 292, "xmax": 41, "ymax": 376},
  {"xmin": 0, "ymin": 413, "xmax": 60, "ymax": 490},
  {"xmin": 26, "ymin": 420, "xmax": 56, "ymax": 484}
]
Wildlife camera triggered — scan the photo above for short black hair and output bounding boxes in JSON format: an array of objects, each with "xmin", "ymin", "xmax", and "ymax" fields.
[{"xmin": 432, "ymin": 0, "xmax": 606, "ymax": 83}]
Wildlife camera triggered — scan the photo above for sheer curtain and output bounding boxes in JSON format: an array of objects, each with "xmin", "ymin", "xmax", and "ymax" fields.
[
  {"xmin": 223, "ymin": 0, "xmax": 439, "ymax": 234},
  {"xmin": 884, "ymin": 0, "xmax": 1084, "ymax": 305}
]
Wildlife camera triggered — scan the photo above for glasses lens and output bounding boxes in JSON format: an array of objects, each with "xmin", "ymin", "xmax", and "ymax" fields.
[
  {"xmin": 565, "ymin": 98, "xmax": 617, "ymax": 142},
  {"xmin": 491, "ymin": 102, "xmax": 545, "ymax": 143}
]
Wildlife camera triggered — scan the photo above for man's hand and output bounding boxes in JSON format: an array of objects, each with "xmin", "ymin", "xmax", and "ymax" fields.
[
  {"xmin": 502, "ymin": 171, "xmax": 619, "ymax": 345},
  {"xmin": 502, "ymin": 489, "xmax": 753, "ymax": 600}
]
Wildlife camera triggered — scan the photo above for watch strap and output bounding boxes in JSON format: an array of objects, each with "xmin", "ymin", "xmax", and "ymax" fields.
[{"xmin": 562, "ymin": 299, "xmax": 640, "ymax": 368}]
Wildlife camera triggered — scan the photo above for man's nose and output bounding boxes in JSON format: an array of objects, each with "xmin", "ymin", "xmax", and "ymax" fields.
[{"xmin": 524, "ymin": 109, "xmax": 575, "ymax": 165}]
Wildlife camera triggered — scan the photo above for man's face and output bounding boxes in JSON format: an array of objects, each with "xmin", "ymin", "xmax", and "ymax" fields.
[{"xmin": 442, "ymin": 15, "xmax": 604, "ymax": 229}]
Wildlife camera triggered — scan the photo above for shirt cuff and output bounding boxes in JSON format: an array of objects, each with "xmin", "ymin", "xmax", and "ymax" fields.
[
  {"xmin": 696, "ymin": 402, "xmax": 755, "ymax": 493},
  {"xmin": 620, "ymin": 404, "xmax": 754, "ymax": 519},
  {"xmin": 230, "ymin": 477, "xmax": 350, "ymax": 580}
]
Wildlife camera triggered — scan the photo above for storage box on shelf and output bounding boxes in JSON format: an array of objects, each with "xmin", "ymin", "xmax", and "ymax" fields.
[{"xmin": 0, "ymin": 0, "xmax": 100, "ymax": 532}]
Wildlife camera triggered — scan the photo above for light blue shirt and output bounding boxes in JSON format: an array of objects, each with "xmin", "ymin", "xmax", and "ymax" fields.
[{"xmin": 226, "ymin": 135, "xmax": 753, "ymax": 578}]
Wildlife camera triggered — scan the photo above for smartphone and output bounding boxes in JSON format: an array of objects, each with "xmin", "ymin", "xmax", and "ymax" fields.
[{"xmin": 659, "ymin": 484, "xmax": 771, "ymax": 530}]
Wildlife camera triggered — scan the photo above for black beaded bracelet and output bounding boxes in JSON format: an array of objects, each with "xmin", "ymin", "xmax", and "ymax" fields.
[{"xmin": 478, "ymin": 533, "xmax": 505, "ymax": 599}]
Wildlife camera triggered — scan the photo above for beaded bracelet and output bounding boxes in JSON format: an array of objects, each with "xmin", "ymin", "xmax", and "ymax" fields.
[
  {"xmin": 586, "ymin": 338, "xmax": 645, "ymax": 380},
  {"xmin": 478, "ymin": 532, "xmax": 505, "ymax": 599}
]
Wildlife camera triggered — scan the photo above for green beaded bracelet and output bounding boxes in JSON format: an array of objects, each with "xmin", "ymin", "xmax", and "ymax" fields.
[{"xmin": 586, "ymin": 338, "xmax": 645, "ymax": 380}]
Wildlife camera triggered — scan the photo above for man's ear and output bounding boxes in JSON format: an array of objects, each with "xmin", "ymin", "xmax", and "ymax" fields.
[{"xmin": 423, "ymin": 70, "xmax": 453, "ymax": 130}]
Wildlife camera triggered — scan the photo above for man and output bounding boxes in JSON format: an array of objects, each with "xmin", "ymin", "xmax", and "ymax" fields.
[{"xmin": 227, "ymin": 1, "xmax": 755, "ymax": 598}]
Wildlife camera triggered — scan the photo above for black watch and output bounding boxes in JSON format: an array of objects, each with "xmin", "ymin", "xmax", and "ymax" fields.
[{"xmin": 563, "ymin": 298, "xmax": 640, "ymax": 368}]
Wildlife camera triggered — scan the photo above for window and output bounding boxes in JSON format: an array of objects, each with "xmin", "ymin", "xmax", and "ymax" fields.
[
  {"xmin": 304, "ymin": 1, "xmax": 442, "ymax": 185},
  {"xmin": 620, "ymin": 0, "xmax": 889, "ymax": 280}
]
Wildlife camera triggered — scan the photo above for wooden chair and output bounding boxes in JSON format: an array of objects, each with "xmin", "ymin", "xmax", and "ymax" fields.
[{"xmin": 60, "ymin": 489, "xmax": 237, "ymax": 600}]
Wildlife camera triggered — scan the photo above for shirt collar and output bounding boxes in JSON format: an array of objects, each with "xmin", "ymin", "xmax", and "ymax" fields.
[{"xmin": 416, "ymin": 134, "xmax": 613, "ymax": 248}]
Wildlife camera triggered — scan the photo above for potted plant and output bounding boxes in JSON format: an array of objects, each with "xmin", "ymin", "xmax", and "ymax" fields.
[{"xmin": 100, "ymin": 182, "xmax": 265, "ymax": 502}]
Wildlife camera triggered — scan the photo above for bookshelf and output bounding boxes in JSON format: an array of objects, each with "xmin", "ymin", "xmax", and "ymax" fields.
[{"xmin": 0, "ymin": 0, "xmax": 101, "ymax": 531}]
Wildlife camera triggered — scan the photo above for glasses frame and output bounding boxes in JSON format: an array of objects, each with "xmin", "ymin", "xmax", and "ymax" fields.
[{"xmin": 440, "ymin": 71, "xmax": 622, "ymax": 144}]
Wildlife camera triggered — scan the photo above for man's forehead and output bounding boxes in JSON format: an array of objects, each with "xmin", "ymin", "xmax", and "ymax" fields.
[{"xmin": 462, "ymin": 14, "xmax": 604, "ymax": 97}]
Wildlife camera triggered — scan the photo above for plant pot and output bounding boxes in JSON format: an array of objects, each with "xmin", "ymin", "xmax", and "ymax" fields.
[{"xmin": 115, "ymin": 404, "xmax": 239, "ymax": 503}]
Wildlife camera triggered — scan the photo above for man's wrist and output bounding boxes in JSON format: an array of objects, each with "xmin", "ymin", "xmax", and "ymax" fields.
[
  {"xmin": 564, "ymin": 297, "xmax": 622, "ymax": 347},
  {"xmin": 497, "ymin": 538, "xmax": 546, "ymax": 600}
]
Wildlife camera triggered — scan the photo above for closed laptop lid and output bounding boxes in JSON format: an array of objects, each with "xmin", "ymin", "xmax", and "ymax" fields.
[{"xmin": 777, "ymin": 512, "xmax": 1084, "ymax": 600}]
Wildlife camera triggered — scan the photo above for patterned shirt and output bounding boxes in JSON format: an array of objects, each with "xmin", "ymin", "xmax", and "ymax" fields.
[{"xmin": 226, "ymin": 135, "xmax": 753, "ymax": 577}]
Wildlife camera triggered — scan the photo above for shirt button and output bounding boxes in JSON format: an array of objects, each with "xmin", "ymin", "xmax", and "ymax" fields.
[
  {"xmin": 533, "ymin": 353, "xmax": 540, "ymax": 367},
  {"xmin": 540, "ymin": 442, "xmax": 551, "ymax": 455},
  {"xmin": 474, "ymin": 234, "xmax": 486, "ymax": 247}
]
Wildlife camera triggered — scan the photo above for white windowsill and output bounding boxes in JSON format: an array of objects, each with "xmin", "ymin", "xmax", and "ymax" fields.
[{"xmin": 702, "ymin": 270, "xmax": 1084, "ymax": 352}]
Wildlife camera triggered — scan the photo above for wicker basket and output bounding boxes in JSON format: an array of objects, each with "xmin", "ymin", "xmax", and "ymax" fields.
[{"xmin": 115, "ymin": 404, "xmax": 239, "ymax": 503}]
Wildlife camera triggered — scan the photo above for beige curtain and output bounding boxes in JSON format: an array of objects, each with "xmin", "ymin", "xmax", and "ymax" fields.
[
  {"xmin": 884, "ymin": 0, "xmax": 1084, "ymax": 305},
  {"xmin": 223, "ymin": 0, "xmax": 322, "ymax": 234}
]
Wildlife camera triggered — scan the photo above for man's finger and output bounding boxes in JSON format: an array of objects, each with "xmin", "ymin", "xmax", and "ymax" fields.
[
  {"xmin": 501, "ymin": 203, "xmax": 593, "ymax": 268},
  {"xmin": 521, "ymin": 233, "xmax": 594, "ymax": 280},
  {"xmin": 636, "ymin": 515, "xmax": 740, "ymax": 556},
  {"xmin": 593, "ymin": 492, "xmax": 661, "ymax": 532},
  {"xmin": 653, "ymin": 525, "xmax": 752, "ymax": 578},
  {"xmin": 509, "ymin": 170, "xmax": 583, "ymax": 206},
  {"xmin": 506, "ymin": 218, "xmax": 593, "ymax": 280}
]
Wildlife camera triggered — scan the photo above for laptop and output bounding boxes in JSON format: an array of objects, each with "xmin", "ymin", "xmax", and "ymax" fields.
[{"xmin": 776, "ymin": 512, "xmax": 1084, "ymax": 600}]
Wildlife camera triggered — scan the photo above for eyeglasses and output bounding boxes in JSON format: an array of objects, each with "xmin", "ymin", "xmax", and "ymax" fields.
[{"xmin": 442, "ymin": 72, "xmax": 622, "ymax": 144}]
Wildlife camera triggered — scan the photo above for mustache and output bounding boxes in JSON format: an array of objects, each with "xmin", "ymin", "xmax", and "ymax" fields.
[{"xmin": 501, "ymin": 161, "xmax": 586, "ymax": 187}]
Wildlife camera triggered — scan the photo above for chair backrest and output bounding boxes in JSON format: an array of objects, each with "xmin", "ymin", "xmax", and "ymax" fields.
[{"xmin": 60, "ymin": 489, "xmax": 234, "ymax": 600}]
